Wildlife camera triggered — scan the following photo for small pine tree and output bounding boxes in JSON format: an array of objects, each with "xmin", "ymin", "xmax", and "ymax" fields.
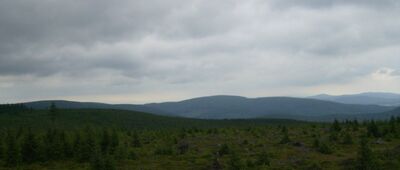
[
  {"xmin": 90, "ymin": 149, "xmax": 116, "ymax": 170},
  {"xmin": 357, "ymin": 136, "xmax": 376, "ymax": 170},
  {"xmin": 73, "ymin": 132, "xmax": 82, "ymax": 160},
  {"xmin": 329, "ymin": 131, "xmax": 339, "ymax": 142},
  {"xmin": 60, "ymin": 131, "xmax": 72, "ymax": 158},
  {"xmin": 5, "ymin": 131, "xmax": 20, "ymax": 166},
  {"xmin": 389, "ymin": 116, "xmax": 396, "ymax": 134},
  {"xmin": 100, "ymin": 129, "xmax": 111, "ymax": 154},
  {"xmin": 280, "ymin": 129, "xmax": 291, "ymax": 144},
  {"xmin": 331, "ymin": 119, "xmax": 341, "ymax": 132},
  {"xmin": 177, "ymin": 141, "xmax": 189, "ymax": 154},
  {"xmin": 352, "ymin": 119, "xmax": 359, "ymax": 131},
  {"xmin": 255, "ymin": 151, "xmax": 270, "ymax": 166},
  {"xmin": 90, "ymin": 151, "xmax": 103, "ymax": 170},
  {"xmin": 228, "ymin": 151, "xmax": 244, "ymax": 170},
  {"xmin": 318, "ymin": 142, "xmax": 333, "ymax": 154},
  {"xmin": 218, "ymin": 143, "xmax": 230, "ymax": 156},
  {"xmin": 367, "ymin": 120, "xmax": 380, "ymax": 138},
  {"xmin": 49, "ymin": 102, "xmax": 57, "ymax": 124},
  {"xmin": 342, "ymin": 132, "xmax": 353, "ymax": 145},
  {"xmin": 313, "ymin": 138, "xmax": 320, "ymax": 148},
  {"xmin": 211, "ymin": 157, "xmax": 222, "ymax": 170},
  {"xmin": 103, "ymin": 154, "xmax": 116, "ymax": 170},
  {"xmin": 0, "ymin": 133, "xmax": 4, "ymax": 160},
  {"xmin": 21, "ymin": 129, "xmax": 38, "ymax": 163},
  {"xmin": 77, "ymin": 128, "xmax": 96, "ymax": 162},
  {"xmin": 131, "ymin": 131, "xmax": 141, "ymax": 148},
  {"xmin": 110, "ymin": 130, "xmax": 119, "ymax": 154}
]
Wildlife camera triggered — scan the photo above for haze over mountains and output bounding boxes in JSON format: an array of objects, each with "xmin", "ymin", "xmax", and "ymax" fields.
[
  {"xmin": 22, "ymin": 92, "xmax": 400, "ymax": 121},
  {"xmin": 309, "ymin": 92, "xmax": 400, "ymax": 106}
]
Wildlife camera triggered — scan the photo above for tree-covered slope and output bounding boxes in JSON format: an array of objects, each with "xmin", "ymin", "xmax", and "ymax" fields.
[
  {"xmin": 145, "ymin": 95, "xmax": 394, "ymax": 119},
  {"xmin": 0, "ymin": 106, "xmax": 302, "ymax": 129}
]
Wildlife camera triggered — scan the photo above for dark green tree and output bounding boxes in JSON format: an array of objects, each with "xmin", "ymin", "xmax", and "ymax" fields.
[
  {"xmin": 255, "ymin": 151, "xmax": 270, "ymax": 166},
  {"xmin": 211, "ymin": 157, "xmax": 222, "ymax": 170},
  {"xmin": 228, "ymin": 151, "xmax": 244, "ymax": 170},
  {"xmin": 318, "ymin": 142, "xmax": 333, "ymax": 154},
  {"xmin": 177, "ymin": 140, "xmax": 189, "ymax": 154},
  {"xmin": 60, "ymin": 131, "xmax": 72, "ymax": 158},
  {"xmin": 0, "ymin": 132, "xmax": 4, "ymax": 160},
  {"xmin": 313, "ymin": 138, "xmax": 320, "ymax": 148},
  {"xmin": 331, "ymin": 119, "xmax": 341, "ymax": 132},
  {"xmin": 218, "ymin": 143, "xmax": 230, "ymax": 156},
  {"xmin": 110, "ymin": 130, "xmax": 119, "ymax": 154},
  {"xmin": 279, "ymin": 127, "xmax": 291, "ymax": 144},
  {"xmin": 103, "ymin": 154, "xmax": 116, "ymax": 170},
  {"xmin": 44, "ymin": 129, "xmax": 63, "ymax": 160},
  {"xmin": 73, "ymin": 132, "xmax": 82, "ymax": 160},
  {"xmin": 329, "ymin": 131, "xmax": 339, "ymax": 142},
  {"xmin": 131, "ymin": 131, "xmax": 141, "ymax": 148},
  {"xmin": 49, "ymin": 102, "xmax": 57, "ymax": 123},
  {"xmin": 78, "ymin": 128, "xmax": 96, "ymax": 162},
  {"xmin": 342, "ymin": 132, "xmax": 353, "ymax": 145},
  {"xmin": 100, "ymin": 129, "xmax": 111, "ymax": 154},
  {"xmin": 5, "ymin": 131, "xmax": 20, "ymax": 166},
  {"xmin": 21, "ymin": 129, "xmax": 39, "ymax": 163},
  {"xmin": 389, "ymin": 116, "xmax": 397, "ymax": 134},
  {"xmin": 367, "ymin": 120, "xmax": 380, "ymax": 138},
  {"xmin": 356, "ymin": 136, "xmax": 376, "ymax": 170}
]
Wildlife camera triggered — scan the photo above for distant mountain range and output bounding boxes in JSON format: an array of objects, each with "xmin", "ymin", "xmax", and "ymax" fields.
[
  {"xmin": 22, "ymin": 93, "xmax": 400, "ymax": 121},
  {"xmin": 309, "ymin": 92, "xmax": 400, "ymax": 106}
]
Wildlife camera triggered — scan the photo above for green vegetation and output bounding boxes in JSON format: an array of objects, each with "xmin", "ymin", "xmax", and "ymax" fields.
[{"xmin": 0, "ymin": 104, "xmax": 399, "ymax": 169}]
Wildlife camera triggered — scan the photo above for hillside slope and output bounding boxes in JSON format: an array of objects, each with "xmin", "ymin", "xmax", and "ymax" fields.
[
  {"xmin": 0, "ymin": 107, "xmax": 302, "ymax": 129},
  {"xmin": 145, "ymin": 95, "xmax": 394, "ymax": 119}
]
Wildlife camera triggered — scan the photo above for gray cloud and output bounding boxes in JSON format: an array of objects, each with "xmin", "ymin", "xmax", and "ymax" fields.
[{"xmin": 0, "ymin": 0, "xmax": 400, "ymax": 103}]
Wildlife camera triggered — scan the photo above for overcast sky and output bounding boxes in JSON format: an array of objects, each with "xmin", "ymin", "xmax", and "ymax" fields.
[{"xmin": 1, "ymin": 0, "xmax": 400, "ymax": 104}]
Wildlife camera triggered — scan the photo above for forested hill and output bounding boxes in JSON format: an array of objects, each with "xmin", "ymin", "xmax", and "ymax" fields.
[
  {"xmin": 0, "ymin": 105, "xmax": 303, "ymax": 129},
  {"xmin": 22, "ymin": 96, "xmax": 395, "ymax": 121},
  {"xmin": 144, "ymin": 96, "xmax": 394, "ymax": 119}
]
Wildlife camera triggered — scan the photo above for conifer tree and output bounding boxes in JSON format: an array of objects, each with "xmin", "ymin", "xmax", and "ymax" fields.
[
  {"xmin": 280, "ymin": 126, "xmax": 291, "ymax": 144},
  {"xmin": 44, "ymin": 129, "xmax": 63, "ymax": 160},
  {"xmin": 211, "ymin": 157, "xmax": 222, "ymax": 170},
  {"xmin": 389, "ymin": 116, "xmax": 396, "ymax": 134},
  {"xmin": 110, "ymin": 130, "xmax": 119, "ymax": 154},
  {"xmin": 103, "ymin": 154, "xmax": 116, "ymax": 170},
  {"xmin": 255, "ymin": 151, "xmax": 270, "ymax": 166},
  {"xmin": 5, "ymin": 131, "xmax": 20, "ymax": 166},
  {"xmin": 49, "ymin": 102, "xmax": 57, "ymax": 124},
  {"xmin": 100, "ymin": 129, "xmax": 111, "ymax": 154},
  {"xmin": 73, "ymin": 132, "xmax": 82, "ymax": 160},
  {"xmin": 21, "ymin": 129, "xmax": 38, "ymax": 163},
  {"xmin": 318, "ymin": 141, "xmax": 332, "ymax": 154},
  {"xmin": 367, "ymin": 120, "xmax": 380, "ymax": 138},
  {"xmin": 331, "ymin": 119, "xmax": 341, "ymax": 132},
  {"xmin": 343, "ymin": 132, "xmax": 353, "ymax": 145},
  {"xmin": 79, "ymin": 128, "xmax": 96, "ymax": 162},
  {"xmin": 218, "ymin": 143, "xmax": 230, "ymax": 156},
  {"xmin": 131, "ymin": 131, "xmax": 141, "ymax": 148},
  {"xmin": 59, "ymin": 130, "xmax": 72, "ymax": 158},
  {"xmin": 228, "ymin": 151, "xmax": 244, "ymax": 170},
  {"xmin": 0, "ymin": 132, "xmax": 4, "ymax": 160},
  {"xmin": 357, "ymin": 136, "xmax": 376, "ymax": 170}
]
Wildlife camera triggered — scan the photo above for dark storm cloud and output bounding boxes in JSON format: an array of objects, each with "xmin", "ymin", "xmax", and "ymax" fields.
[{"xmin": 0, "ymin": 0, "xmax": 399, "ymax": 103}]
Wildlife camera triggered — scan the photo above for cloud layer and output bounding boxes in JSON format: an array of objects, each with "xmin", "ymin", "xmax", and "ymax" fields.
[{"xmin": 1, "ymin": 0, "xmax": 400, "ymax": 103}]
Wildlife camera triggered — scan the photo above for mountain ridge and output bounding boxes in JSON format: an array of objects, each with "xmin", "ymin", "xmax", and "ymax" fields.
[
  {"xmin": 22, "ymin": 95, "xmax": 398, "ymax": 121},
  {"xmin": 309, "ymin": 92, "xmax": 400, "ymax": 106}
]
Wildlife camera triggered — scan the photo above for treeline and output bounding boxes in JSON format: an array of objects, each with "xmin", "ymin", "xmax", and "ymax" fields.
[
  {"xmin": 0, "ymin": 117, "xmax": 399, "ymax": 169},
  {"xmin": 0, "ymin": 127, "xmax": 136, "ymax": 169},
  {"xmin": 0, "ymin": 104, "xmax": 28, "ymax": 114}
]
